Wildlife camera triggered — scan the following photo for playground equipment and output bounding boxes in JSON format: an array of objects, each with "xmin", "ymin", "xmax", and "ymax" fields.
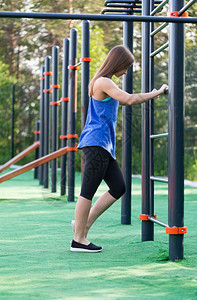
[
  {"xmin": 37, "ymin": 22, "xmax": 90, "ymax": 198},
  {"xmin": 34, "ymin": 120, "xmax": 40, "ymax": 179},
  {"xmin": 0, "ymin": 9, "xmax": 196, "ymax": 23},
  {"xmin": 102, "ymin": 0, "xmax": 195, "ymax": 261},
  {"xmin": 60, "ymin": 38, "xmax": 70, "ymax": 196},
  {"xmin": 0, "ymin": 0, "xmax": 196, "ymax": 261},
  {"xmin": 0, "ymin": 141, "xmax": 40, "ymax": 173},
  {"xmin": 11, "ymin": 84, "xmax": 15, "ymax": 159},
  {"xmin": 51, "ymin": 46, "xmax": 60, "ymax": 193},
  {"xmin": 0, "ymin": 21, "xmax": 91, "ymax": 201},
  {"xmin": 0, "ymin": 147, "xmax": 77, "ymax": 184},
  {"xmin": 140, "ymin": 0, "xmax": 194, "ymax": 261},
  {"xmin": 39, "ymin": 65, "xmax": 45, "ymax": 185},
  {"xmin": 43, "ymin": 56, "xmax": 51, "ymax": 189}
]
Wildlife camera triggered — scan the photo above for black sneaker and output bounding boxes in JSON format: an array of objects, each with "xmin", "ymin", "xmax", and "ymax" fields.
[{"xmin": 70, "ymin": 240, "xmax": 103, "ymax": 253}]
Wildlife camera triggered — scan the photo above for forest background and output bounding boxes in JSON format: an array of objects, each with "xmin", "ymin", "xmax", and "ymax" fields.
[{"xmin": 0, "ymin": 0, "xmax": 196, "ymax": 181}]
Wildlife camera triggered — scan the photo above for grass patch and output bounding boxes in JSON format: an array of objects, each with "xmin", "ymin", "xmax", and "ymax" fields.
[{"xmin": 0, "ymin": 169, "xmax": 196, "ymax": 299}]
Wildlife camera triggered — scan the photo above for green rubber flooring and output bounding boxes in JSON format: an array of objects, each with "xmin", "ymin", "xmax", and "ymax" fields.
[{"xmin": 0, "ymin": 169, "xmax": 196, "ymax": 299}]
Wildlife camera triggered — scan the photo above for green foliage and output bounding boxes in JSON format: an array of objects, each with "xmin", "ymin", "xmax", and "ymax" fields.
[
  {"xmin": 185, "ymin": 150, "xmax": 197, "ymax": 181},
  {"xmin": 184, "ymin": 45, "xmax": 197, "ymax": 180},
  {"xmin": 0, "ymin": 62, "xmax": 15, "ymax": 164}
]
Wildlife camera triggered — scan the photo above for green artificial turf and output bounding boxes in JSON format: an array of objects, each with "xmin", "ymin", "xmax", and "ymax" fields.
[{"xmin": 0, "ymin": 169, "xmax": 197, "ymax": 299}]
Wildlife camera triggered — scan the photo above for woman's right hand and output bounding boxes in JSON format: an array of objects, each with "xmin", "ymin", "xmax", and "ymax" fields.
[{"xmin": 159, "ymin": 84, "xmax": 168, "ymax": 95}]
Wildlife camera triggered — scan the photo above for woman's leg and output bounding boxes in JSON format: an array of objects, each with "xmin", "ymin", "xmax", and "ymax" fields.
[
  {"xmin": 85, "ymin": 159, "xmax": 126, "ymax": 237},
  {"xmin": 74, "ymin": 196, "xmax": 92, "ymax": 245},
  {"xmin": 74, "ymin": 147, "xmax": 110, "ymax": 243},
  {"xmin": 85, "ymin": 191, "xmax": 116, "ymax": 237}
]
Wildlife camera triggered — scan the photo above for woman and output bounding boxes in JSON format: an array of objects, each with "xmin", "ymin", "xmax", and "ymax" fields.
[{"xmin": 70, "ymin": 45, "xmax": 168, "ymax": 253}]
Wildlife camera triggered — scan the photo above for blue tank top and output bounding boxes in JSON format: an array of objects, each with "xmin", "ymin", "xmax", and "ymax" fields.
[{"xmin": 78, "ymin": 96, "xmax": 119, "ymax": 159}]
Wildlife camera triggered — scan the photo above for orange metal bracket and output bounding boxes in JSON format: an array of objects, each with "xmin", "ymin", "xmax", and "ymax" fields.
[
  {"xmin": 139, "ymin": 214, "xmax": 157, "ymax": 221},
  {"xmin": 66, "ymin": 134, "xmax": 78, "ymax": 139},
  {"xmin": 60, "ymin": 134, "xmax": 78, "ymax": 140},
  {"xmin": 168, "ymin": 11, "xmax": 189, "ymax": 17},
  {"xmin": 68, "ymin": 65, "xmax": 79, "ymax": 70},
  {"xmin": 51, "ymin": 84, "xmax": 61, "ymax": 89},
  {"xmin": 61, "ymin": 97, "xmax": 69, "ymax": 102},
  {"xmin": 43, "ymin": 89, "xmax": 52, "ymax": 93},
  {"xmin": 50, "ymin": 101, "xmax": 60, "ymax": 106},
  {"xmin": 67, "ymin": 147, "xmax": 78, "ymax": 152},
  {"xmin": 166, "ymin": 226, "xmax": 187, "ymax": 235},
  {"xmin": 80, "ymin": 57, "xmax": 91, "ymax": 62},
  {"xmin": 44, "ymin": 71, "xmax": 52, "ymax": 76}
]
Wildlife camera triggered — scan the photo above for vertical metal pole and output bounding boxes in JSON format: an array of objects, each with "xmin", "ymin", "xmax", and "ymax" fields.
[
  {"xmin": 11, "ymin": 84, "xmax": 15, "ymax": 159},
  {"xmin": 81, "ymin": 20, "xmax": 90, "ymax": 176},
  {"xmin": 34, "ymin": 120, "xmax": 40, "ymax": 179},
  {"xmin": 149, "ymin": 0, "xmax": 155, "ymax": 217},
  {"xmin": 68, "ymin": 28, "xmax": 77, "ymax": 202},
  {"xmin": 39, "ymin": 65, "xmax": 45, "ymax": 185},
  {"xmin": 141, "ymin": 0, "xmax": 154, "ymax": 241},
  {"xmin": 121, "ymin": 21, "xmax": 133, "ymax": 225},
  {"xmin": 51, "ymin": 46, "xmax": 59, "ymax": 193},
  {"xmin": 43, "ymin": 56, "xmax": 51, "ymax": 189},
  {"xmin": 60, "ymin": 38, "xmax": 70, "ymax": 196},
  {"xmin": 168, "ymin": 0, "xmax": 185, "ymax": 261}
]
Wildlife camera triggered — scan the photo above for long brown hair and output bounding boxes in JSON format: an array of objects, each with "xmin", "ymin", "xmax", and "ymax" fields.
[{"xmin": 89, "ymin": 45, "xmax": 135, "ymax": 96}]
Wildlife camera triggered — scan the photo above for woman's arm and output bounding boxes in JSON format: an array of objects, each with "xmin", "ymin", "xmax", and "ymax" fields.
[{"xmin": 95, "ymin": 77, "xmax": 168, "ymax": 105}]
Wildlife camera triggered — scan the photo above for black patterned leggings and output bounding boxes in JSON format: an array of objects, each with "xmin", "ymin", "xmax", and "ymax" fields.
[{"xmin": 80, "ymin": 146, "xmax": 126, "ymax": 201}]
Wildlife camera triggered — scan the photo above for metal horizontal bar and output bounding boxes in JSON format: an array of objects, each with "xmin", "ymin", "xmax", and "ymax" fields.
[
  {"xmin": 74, "ymin": 61, "xmax": 82, "ymax": 68},
  {"xmin": 105, "ymin": 0, "xmax": 141, "ymax": 3},
  {"xmin": 150, "ymin": 176, "xmax": 168, "ymax": 183},
  {"xmin": 178, "ymin": 0, "xmax": 197, "ymax": 16},
  {"xmin": 0, "ymin": 11, "xmax": 196, "ymax": 23},
  {"xmin": 150, "ymin": 41, "xmax": 169, "ymax": 58},
  {"xmin": 150, "ymin": 0, "xmax": 169, "ymax": 16},
  {"xmin": 148, "ymin": 0, "xmax": 163, "ymax": 3},
  {"xmin": 102, "ymin": 8, "xmax": 141, "ymax": 14},
  {"xmin": 106, "ymin": 3, "xmax": 142, "ymax": 8},
  {"xmin": 148, "ymin": 216, "xmax": 168, "ymax": 228},
  {"xmin": 104, "ymin": 0, "xmax": 163, "ymax": 4},
  {"xmin": 150, "ymin": 133, "xmax": 168, "ymax": 139},
  {"xmin": 150, "ymin": 22, "xmax": 169, "ymax": 37},
  {"xmin": 104, "ymin": 0, "xmax": 137, "ymax": 5},
  {"xmin": 102, "ymin": 9, "xmax": 143, "ymax": 14}
]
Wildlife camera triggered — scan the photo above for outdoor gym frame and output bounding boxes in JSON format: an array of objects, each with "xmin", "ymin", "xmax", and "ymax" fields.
[
  {"xmin": 139, "ymin": 0, "xmax": 194, "ymax": 261},
  {"xmin": 0, "ymin": 0, "xmax": 196, "ymax": 261},
  {"xmin": 0, "ymin": 10, "xmax": 196, "ymax": 23}
]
